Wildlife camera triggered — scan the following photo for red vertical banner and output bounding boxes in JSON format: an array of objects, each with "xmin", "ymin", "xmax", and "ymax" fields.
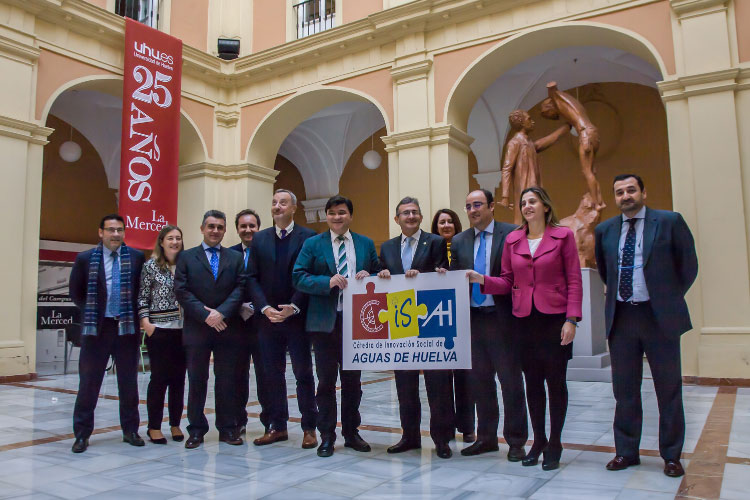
[{"xmin": 119, "ymin": 18, "xmax": 182, "ymax": 250}]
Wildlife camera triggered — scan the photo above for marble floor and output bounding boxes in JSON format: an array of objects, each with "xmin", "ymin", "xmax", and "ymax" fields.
[{"xmin": 0, "ymin": 363, "xmax": 748, "ymax": 499}]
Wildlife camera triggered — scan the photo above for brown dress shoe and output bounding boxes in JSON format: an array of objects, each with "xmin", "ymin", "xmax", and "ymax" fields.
[
  {"xmin": 218, "ymin": 429, "xmax": 243, "ymax": 446},
  {"xmin": 606, "ymin": 455, "xmax": 640, "ymax": 471},
  {"xmin": 253, "ymin": 429, "xmax": 289, "ymax": 446},
  {"xmin": 664, "ymin": 459, "xmax": 685, "ymax": 477},
  {"xmin": 302, "ymin": 430, "xmax": 318, "ymax": 449}
]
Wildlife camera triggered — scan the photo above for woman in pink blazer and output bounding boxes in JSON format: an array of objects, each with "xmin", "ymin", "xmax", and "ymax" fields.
[{"xmin": 468, "ymin": 186, "xmax": 582, "ymax": 470}]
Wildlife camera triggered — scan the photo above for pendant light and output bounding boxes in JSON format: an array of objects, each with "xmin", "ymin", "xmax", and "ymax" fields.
[
  {"xmin": 362, "ymin": 132, "xmax": 382, "ymax": 170},
  {"xmin": 59, "ymin": 123, "xmax": 82, "ymax": 163}
]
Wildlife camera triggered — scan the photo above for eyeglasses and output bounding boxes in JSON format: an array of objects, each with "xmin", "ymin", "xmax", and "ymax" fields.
[
  {"xmin": 464, "ymin": 201, "xmax": 487, "ymax": 211},
  {"xmin": 398, "ymin": 210, "xmax": 420, "ymax": 217},
  {"xmin": 102, "ymin": 227, "xmax": 125, "ymax": 234}
]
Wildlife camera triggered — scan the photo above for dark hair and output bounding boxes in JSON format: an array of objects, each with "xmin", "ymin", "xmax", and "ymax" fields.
[
  {"xmin": 99, "ymin": 214, "xmax": 124, "ymax": 229},
  {"xmin": 613, "ymin": 173, "xmax": 644, "ymax": 191},
  {"xmin": 431, "ymin": 208, "xmax": 462, "ymax": 236},
  {"xmin": 473, "ymin": 189, "xmax": 494, "ymax": 205},
  {"xmin": 518, "ymin": 186, "xmax": 559, "ymax": 231},
  {"xmin": 202, "ymin": 210, "xmax": 226, "ymax": 225},
  {"xmin": 152, "ymin": 225, "xmax": 183, "ymax": 269},
  {"xmin": 234, "ymin": 209, "xmax": 261, "ymax": 229},
  {"xmin": 395, "ymin": 196, "xmax": 421, "ymax": 216},
  {"xmin": 325, "ymin": 195, "xmax": 353, "ymax": 216}
]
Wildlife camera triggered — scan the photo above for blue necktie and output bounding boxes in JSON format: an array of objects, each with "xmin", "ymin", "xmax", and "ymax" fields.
[
  {"xmin": 244, "ymin": 247, "xmax": 250, "ymax": 270},
  {"xmin": 108, "ymin": 251, "xmax": 121, "ymax": 316},
  {"xmin": 472, "ymin": 231, "xmax": 487, "ymax": 305},
  {"xmin": 280, "ymin": 229, "xmax": 287, "ymax": 239},
  {"xmin": 619, "ymin": 219, "xmax": 637, "ymax": 301},
  {"xmin": 207, "ymin": 247, "xmax": 219, "ymax": 280},
  {"xmin": 401, "ymin": 236, "xmax": 414, "ymax": 271}
]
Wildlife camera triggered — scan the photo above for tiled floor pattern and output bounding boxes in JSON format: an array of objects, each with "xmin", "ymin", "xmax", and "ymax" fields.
[{"xmin": 0, "ymin": 366, "xmax": 747, "ymax": 499}]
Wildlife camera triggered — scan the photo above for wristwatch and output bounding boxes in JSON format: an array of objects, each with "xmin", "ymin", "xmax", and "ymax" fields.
[{"xmin": 565, "ymin": 318, "xmax": 578, "ymax": 327}]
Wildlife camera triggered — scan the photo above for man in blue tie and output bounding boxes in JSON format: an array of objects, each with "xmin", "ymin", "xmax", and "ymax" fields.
[
  {"xmin": 292, "ymin": 195, "xmax": 381, "ymax": 457},
  {"xmin": 595, "ymin": 174, "xmax": 698, "ymax": 478},
  {"xmin": 69, "ymin": 214, "xmax": 145, "ymax": 453},
  {"xmin": 449, "ymin": 190, "xmax": 527, "ymax": 460},
  {"xmin": 175, "ymin": 210, "xmax": 246, "ymax": 449},
  {"xmin": 229, "ymin": 209, "xmax": 268, "ymax": 436}
]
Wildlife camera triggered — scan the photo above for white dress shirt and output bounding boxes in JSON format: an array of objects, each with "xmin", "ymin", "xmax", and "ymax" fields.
[
  {"xmin": 331, "ymin": 230, "xmax": 356, "ymax": 311},
  {"xmin": 472, "ymin": 221, "xmax": 495, "ymax": 307},
  {"xmin": 400, "ymin": 229, "xmax": 421, "ymax": 269},
  {"xmin": 275, "ymin": 221, "xmax": 294, "ymax": 239},
  {"xmin": 201, "ymin": 241, "xmax": 221, "ymax": 265},
  {"xmin": 617, "ymin": 205, "xmax": 650, "ymax": 302}
]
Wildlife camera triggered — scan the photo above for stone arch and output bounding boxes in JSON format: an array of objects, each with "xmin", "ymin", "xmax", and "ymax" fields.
[{"xmin": 444, "ymin": 22, "xmax": 668, "ymax": 132}]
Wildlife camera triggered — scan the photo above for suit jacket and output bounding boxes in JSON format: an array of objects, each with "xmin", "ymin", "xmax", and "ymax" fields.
[
  {"xmin": 482, "ymin": 226, "xmax": 583, "ymax": 319},
  {"xmin": 69, "ymin": 245, "xmax": 145, "ymax": 332},
  {"xmin": 246, "ymin": 225, "xmax": 316, "ymax": 312},
  {"xmin": 594, "ymin": 207, "xmax": 698, "ymax": 337},
  {"xmin": 449, "ymin": 220, "xmax": 516, "ymax": 312},
  {"xmin": 379, "ymin": 231, "xmax": 448, "ymax": 275},
  {"xmin": 292, "ymin": 230, "xmax": 381, "ymax": 333},
  {"xmin": 174, "ymin": 244, "xmax": 246, "ymax": 346}
]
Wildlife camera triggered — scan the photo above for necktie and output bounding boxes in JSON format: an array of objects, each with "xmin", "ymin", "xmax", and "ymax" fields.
[
  {"xmin": 280, "ymin": 229, "xmax": 287, "ymax": 239},
  {"xmin": 207, "ymin": 247, "xmax": 219, "ymax": 280},
  {"xmin": 336, "ymin": 235, "xmax": 348, "ymax": 277},
  {"xmin": 472, "ymin": 231, "xmax": 487, "ymax": 305},
  {"xmin": 401, "ymin": 236, "xmax": 414, "ymax": 271},
  {"xmin": 619, "ymin": 218, "xmax": 637, "ymax": 301},
  {"xmin": 108, "ymin": 251, "xmax": 121, "ymax": 317},
  {"xmin": 243, "ymin": 247, "xmax": 250, "ymax": 270}
]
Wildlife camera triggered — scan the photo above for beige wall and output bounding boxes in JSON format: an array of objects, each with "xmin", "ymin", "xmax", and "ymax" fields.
[{"xmin": 170, "ymin": 0, "xmax": 208, "ymax": 51}]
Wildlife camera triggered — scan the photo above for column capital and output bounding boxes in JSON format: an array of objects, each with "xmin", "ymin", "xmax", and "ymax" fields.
[
  {"xmin": 670, "ymin": 0, "xmax": 728, "ymax": 18},
  {"xmin": 382, "ymin": 125, "xmax": 474, "ymax": 153},
  {"xmin": 658, "ymin": 68, "xmax": 748, "ymax": 101},
  {"xmin": 179, "ymin": 162, "xmax": 278, "ymax": 183},
  {"xmin": 390, "ymin": 59, "xmax": 432, "ymax": 84},
  {"xmin": 215, "ymin": 108, "xmax": 240, "ymax": 128},
  {"xmin": 0, "ymin": 115, "xmax": 53, "ymax": 145},
  {"xmin": 300, "ymin": 197, "xmax": 329, "ymax": 223}
]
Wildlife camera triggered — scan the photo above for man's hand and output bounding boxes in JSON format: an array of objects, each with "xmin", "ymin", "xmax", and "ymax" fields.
[
  {"xmin": 330, "ymin": 274, "xmax": 348, "ymax": 289},
  {"xmin": 435, "ymin": 267, "xmax": 447, "ymax": 274},
  {"xmin": 378, "ymin": 269, "xmax": 391, "ymax": 279},
  {"xmin": 355, "ymin": 270, "xmax": 370, "ymax": 280},
  {"xmin": 405, "ymin": 269, "xmax": 419, "ymax": 278},
  {"xmin": 204, "ymin": 306, "xmax": 226, "ymax": 330},
  {"xmin": 212, "ymin": 320, "xmax": 227, "ymax": 332},
  {"xmin": 275, "ymin": 304, "xmax": 296, "ymax": 322},
  {"xmin": 239, "ymin": 303, "xmax": 254, "ymax": 321},
  {"xmin": 466, "ymin": 270, "xmax": 485, "ymax": 284}
]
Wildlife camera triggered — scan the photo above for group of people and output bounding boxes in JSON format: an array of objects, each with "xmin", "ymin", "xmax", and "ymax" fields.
[{"xmin": 68, "ymin": 173, "xmax": 697, "ymax": 478}]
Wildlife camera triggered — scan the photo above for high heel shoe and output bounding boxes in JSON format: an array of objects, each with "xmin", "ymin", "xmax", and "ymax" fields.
[
  {"xmin": 170, "ymin": 427, "xmax": 184, "ymax": 442},
  {"xmin": 522, "ymin": 440, "xmax": 548, "ymax": 467},
  {"xmin": 542, "ymin": 445, "xmax": 562, "ymax": 471},
  {"xmin": 146, "ymin": 429, "xmax": 167, "ymax": 445}
]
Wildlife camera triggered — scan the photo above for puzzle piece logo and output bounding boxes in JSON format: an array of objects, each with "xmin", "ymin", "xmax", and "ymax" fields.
[
  {"xmin": 377, "ymin": 289, "xmax": 428, "ymax": 340},
  {"xmin": 352, "ymin": 281, "xmax": 388, "ymax": 340},
  {"xmin": 417, "ymin": 289, "xmax": 457, "ymax": 349}
]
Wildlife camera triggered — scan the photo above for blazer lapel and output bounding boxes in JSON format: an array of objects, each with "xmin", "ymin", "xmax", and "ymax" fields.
[
  {"xmin": 354, "ymin": 233, "xmax": 367, "ymax": 272},
  {"xmin": 642, "ymin": 208, "xmax": 659, "ymax": 266},
  {"xmin": 605, "ymin": 219, "xmax": 622, "ymax": 281},
  {"xmin": 391, "ymin": 237, "xmax": 405, "ymax": 274},
  {"xmin": 489, "ymin": 221, "xmax": 504, "ymax": 268},
  {"xmin": 410, "ymin": 233, "xmax": 429, "ymax": 270},
  {"xmin": 195, "ymin": 246, "xmax": 214, "ymax": 277},
  {"xmin": 323, "ymin": 231, "xmax": 338, "ymax": 275},
  {"xmin": 532, "ymin": 228, "xmax": 557, "ymax": 260},
  {"xmin": 216, "ymin": 246, "xmax": 230, "ymax": 279}
]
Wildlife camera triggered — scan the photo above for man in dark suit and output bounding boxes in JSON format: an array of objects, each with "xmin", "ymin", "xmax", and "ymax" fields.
[
  {"xmin": 450, "ymin": 189, "xmax": 527, "ymax": 460},
  {"xmin": 228, "ymin": 208, "xmax": 268, "ymax": 436},
  {"xmin": 68, "ymin": 214, "xmax": 145, "ymax": 453},
  {"xmin": 595, "ymin": 174, "xmax": 698, "ymax": 478},
  {"xmin": 175, "ymin": 210, "xmax": 246, "ymax": 449},
  {"xmin": 292, "ymin": 195, "xmax": 381, "ymax": 457},
  {"xmin": 247, "ymin": 189, "xmax": 318, "ymax": 449},
  {"xmin": 377, "ymin": 196, "xmax": 454, "ymax": 459}
]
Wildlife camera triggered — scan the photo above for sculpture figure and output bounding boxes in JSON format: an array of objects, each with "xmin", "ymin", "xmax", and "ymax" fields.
[
  {"xmin": 559, "ymin": 193, "xmax": 601, "ymax": 268},
  {"xmin": 499, "ymin": 109, "xmax": 569, "ymax": 225},
  {"xmin": 541, "ymin": 82, "xmax": 605, "ymax": 210}
]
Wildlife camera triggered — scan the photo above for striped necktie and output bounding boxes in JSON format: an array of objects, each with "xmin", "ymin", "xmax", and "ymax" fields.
[{"xmin": 336, "ymin": 234, "xmax": 348, "ymax": 277}]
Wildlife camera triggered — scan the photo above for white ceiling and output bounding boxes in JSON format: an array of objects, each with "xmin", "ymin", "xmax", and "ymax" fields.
[
  {"xmin": 278, "ymin": 101, "xmax": 386, "ymax": 199},
  {"xmin": 467, "ymin": 45, "xmax": 663, "ymax": 176}
]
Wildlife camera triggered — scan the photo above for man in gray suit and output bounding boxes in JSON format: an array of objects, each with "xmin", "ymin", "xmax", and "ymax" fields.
[{"xmin": 450, "ymin": 189, "xmax": 527, "ymax": 460}]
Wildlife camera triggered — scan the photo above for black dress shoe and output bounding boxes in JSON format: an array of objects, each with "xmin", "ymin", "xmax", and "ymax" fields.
[
  {"xmin": 218, "ymin": 429, "xmax": 243, "ymax": 445},
  {"xmin": 122, "ymin": 432, "xmax": 145, "ymax": 447},
  {"xmin": 185, "ymin": 435, "xmax": 204, "ymax": 449},
  {"xmin": 436, "ymin": 442, "xmax": 452, "ymax": 459},
  {"xmin": 317, "ymin": 438, "xmax": 335, "ymax": 457},
  {"xmin": 387, "ymin": 436, "xmax": 421, "ymax": 454},
  {"xmin": 507, "ymin": 445, "xmax": 526, "ymax": 462},
  {"xmin": 606, "ymin": 455, "xmax": 640, "ymax": 471},
  {"xmin": 664, "ymin": 459, "xmax": 685, "ymax": 477},
  {"xmin": 71, "ymin": 437, "xmax": 88, "ymax": 453},
  {"xmin": 462, "ymin": 432, "xmax": 476, "ymax": 444},
  {"xmin": 460, "ymin": 439, "xmax": 499, "ymax": 456},
  {"xmin": 146, "ymin": 430, "xmax": 167, "ymax": 445},
  {"xmin": 542, "ymin": 447, "xmax": 562, "ymax": 471},
  {"xmin": 344, "ymin": 432, "xmax": 371, "ymax": 452}
]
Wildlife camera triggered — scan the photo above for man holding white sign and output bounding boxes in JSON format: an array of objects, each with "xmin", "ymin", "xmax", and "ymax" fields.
[{"xmin": 377, "ymin": 197, "xmax": 455, "ymax": 459}]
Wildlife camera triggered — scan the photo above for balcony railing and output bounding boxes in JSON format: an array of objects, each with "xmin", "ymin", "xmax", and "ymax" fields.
[
  {"xmin": 293, "ymin": 0, "xmax": 335, "ymax": 39},
  {"xmin": 116, "ymin": 0, "xmax": 159, "ymax": 29}
]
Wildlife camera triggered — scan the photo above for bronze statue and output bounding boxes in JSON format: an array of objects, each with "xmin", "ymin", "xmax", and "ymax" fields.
[
  {"xmin": 499, "ymin": 109, "xmax": 569, "ymax": 224},
  {"xmin": 559, "ymin": 193, "xmax": 601, "ymax": 268},
  {"xmin": 541, "ymin": 82, "xmax": 605, "ymax": 210}
]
